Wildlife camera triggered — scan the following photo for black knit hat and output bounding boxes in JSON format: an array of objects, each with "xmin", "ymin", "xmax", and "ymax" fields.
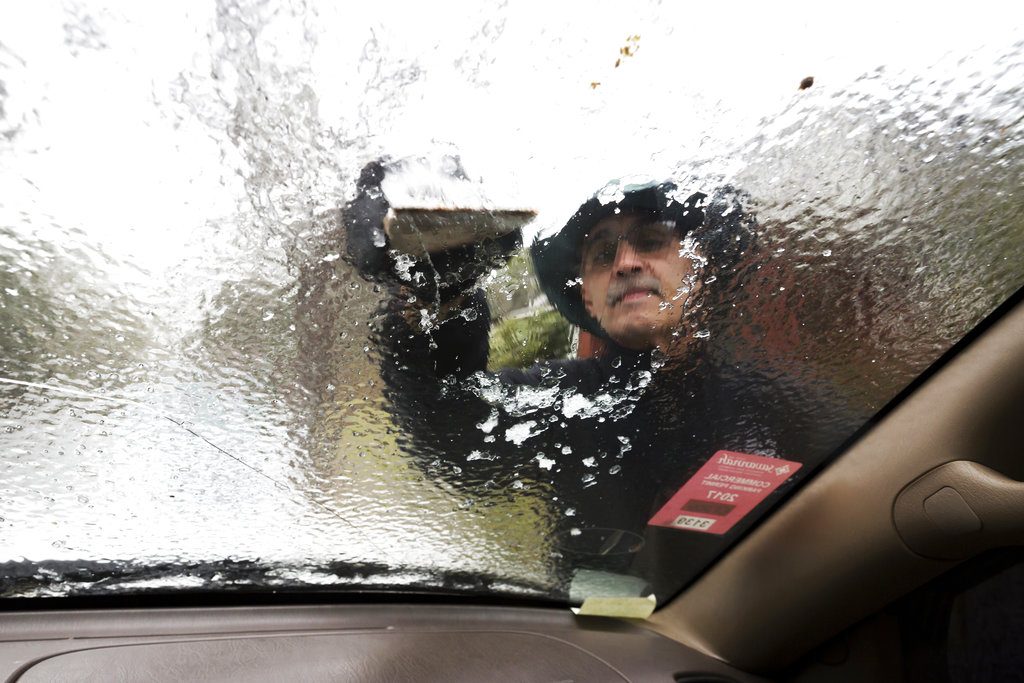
[{"xmin": 530, "ymin": 181, "xmax": 708, "ymax": 341}]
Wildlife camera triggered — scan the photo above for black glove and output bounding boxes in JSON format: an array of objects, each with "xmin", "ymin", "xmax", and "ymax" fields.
[{"xmin": 344, "ymin": 161, "xmax": 392, "ymax": 278}]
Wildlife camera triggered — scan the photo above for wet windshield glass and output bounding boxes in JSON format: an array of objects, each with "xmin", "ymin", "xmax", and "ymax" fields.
[{"xmin": 2, "ymin": 2, "xmax": 1022, "ymax": 602}]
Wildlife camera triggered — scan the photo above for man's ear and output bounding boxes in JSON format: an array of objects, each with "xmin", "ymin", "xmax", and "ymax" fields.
[{"xmin": 580, "ymin": 278, "xmax": 594, "ymax": 317}]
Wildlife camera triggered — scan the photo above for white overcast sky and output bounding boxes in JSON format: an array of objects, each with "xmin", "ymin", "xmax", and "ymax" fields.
[{"xmin": 1, "ymin": 0, "xmax": 1021, "ymax": 265}]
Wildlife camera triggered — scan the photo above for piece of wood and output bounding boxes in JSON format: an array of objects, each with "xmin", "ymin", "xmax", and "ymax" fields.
[{"xmin": 383, "ymin": 207, "xmax": 536, "ymax": 255}]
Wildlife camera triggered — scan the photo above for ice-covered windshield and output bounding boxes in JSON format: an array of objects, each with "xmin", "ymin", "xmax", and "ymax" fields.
[{"xmin": 2, "ymin": 1, "xmax": 1022, "ymax": 603}]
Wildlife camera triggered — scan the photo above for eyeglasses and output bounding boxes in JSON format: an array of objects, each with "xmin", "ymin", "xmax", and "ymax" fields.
[{"xmin": 582, "ymin": 220, "xmax": 679, "ymax": 271}]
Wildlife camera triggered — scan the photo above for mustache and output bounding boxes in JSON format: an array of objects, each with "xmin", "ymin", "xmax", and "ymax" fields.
[{"xmin": 606, "ymin": 275, "xmax": 663, "ymax": 306}]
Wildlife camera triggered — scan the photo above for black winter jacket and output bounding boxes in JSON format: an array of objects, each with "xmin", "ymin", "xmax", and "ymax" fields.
[{"xmin": 372, "ymin": 286, "xmax": 866, "ymax": 597}]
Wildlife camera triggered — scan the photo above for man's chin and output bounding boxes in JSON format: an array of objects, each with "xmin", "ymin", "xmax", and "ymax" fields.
[{"xmin": 604, "ymin": 320, "xmax": 663, "ymax": 351}]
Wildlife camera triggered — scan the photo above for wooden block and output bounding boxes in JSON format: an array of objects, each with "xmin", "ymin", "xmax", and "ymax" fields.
[{"xmin": 383, "ymin": 207, "xmax": 536, "ymax": 255}]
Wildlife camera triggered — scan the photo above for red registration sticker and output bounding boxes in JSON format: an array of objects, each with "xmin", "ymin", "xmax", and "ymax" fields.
[{"xmin": 648, "ymin": 450, "xmax": 802, "ymax": 535}]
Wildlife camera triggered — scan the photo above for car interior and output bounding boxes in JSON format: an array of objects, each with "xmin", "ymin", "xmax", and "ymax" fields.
[{"xmin": 2, "ymin": 3, "xmax": 1023, "ymax": 682}]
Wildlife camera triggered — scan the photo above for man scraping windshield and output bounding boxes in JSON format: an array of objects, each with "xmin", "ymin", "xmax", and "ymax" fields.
[{"xmin": 344, "ymin": 160, "xmax": 860, "ymax": 592}]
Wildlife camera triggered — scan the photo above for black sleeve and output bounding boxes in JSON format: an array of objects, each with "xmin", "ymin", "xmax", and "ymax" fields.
[
  {"xmin": 375, "ymin": 288, "xmax": 493, "ymax": 384},
  {"xmin": 341, "ymin": 161, "xmax": 585, "ymax": 490},
  {"xmin": 371, "ymin": 287, "xmax": 571, "ymax": 492}
]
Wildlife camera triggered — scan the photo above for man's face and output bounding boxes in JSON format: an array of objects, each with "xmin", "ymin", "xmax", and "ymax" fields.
[{"xmin": 580, "ymin": 212, "xmax": 698, "ymax": 351}]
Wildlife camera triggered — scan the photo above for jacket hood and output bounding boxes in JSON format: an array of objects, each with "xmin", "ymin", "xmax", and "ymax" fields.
[{"xmin": 532, "ymin": 181, "xmax": 749, "ymax": 342}]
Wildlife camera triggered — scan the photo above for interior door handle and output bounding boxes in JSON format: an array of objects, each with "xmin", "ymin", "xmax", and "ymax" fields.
[{"xmin": 893, "ymin": 460, "xmax": 1024, "ymax": 560}]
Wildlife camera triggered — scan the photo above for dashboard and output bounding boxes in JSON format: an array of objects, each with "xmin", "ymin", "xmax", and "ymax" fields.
[{"xmin": 0, "ymin": 602, "xmax": 764, "ymax": 682}]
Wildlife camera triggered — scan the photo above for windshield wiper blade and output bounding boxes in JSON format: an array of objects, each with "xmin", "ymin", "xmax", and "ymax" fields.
[{"xmin": 0, "ymin": 558, "xmax": 555, "ymax": 603}]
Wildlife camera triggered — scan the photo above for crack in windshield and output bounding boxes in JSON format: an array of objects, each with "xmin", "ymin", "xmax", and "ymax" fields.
[{"xmin": 0, "ymin": 376, "xmax": 395, "ymax": 565}]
